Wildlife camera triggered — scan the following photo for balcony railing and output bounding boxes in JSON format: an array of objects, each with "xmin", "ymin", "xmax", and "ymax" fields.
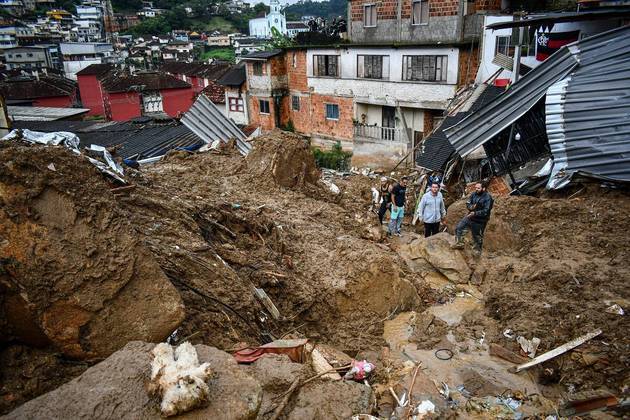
[{"xmin": 354, "ymin": 124, "xmax": 406, "ymax": 143}]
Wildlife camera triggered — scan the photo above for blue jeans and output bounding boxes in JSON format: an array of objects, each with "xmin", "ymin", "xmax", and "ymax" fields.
[
  {"xmin": 389, "ymin": 206, "xmax": 404, "ymax": 234},
  {"xmin": 455, "ymin": 217, "xmax": 487, "ymax": 250}
]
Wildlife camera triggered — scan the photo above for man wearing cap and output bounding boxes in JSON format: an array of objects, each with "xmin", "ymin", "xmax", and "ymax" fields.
[{"xmin": 388, "ymin": 177, "xmax": 408, "ymax": 236}]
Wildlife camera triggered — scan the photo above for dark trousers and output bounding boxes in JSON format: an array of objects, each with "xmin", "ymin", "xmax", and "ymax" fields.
[
  {"xmin": 378, "ymin": 202, "xmax": 389, "ymax": 224},
  {"xmin": 455, "ymin": 217, "xmax": 487, "ymax": 250},
  {"xmin": 424, "ymin": 222, "xmax": 440, "ymax": 238}
]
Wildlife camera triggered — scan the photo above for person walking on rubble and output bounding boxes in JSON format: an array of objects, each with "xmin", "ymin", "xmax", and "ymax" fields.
[
  {"xmin": 451, "ymin": 180, "xmax": 493, "ymax": 254},
  {"xmin": 417, "ymin": 181, "xmax": 447, "ymax": 238},
  {"xmin": 377, "ymin": 177, "xmax": 392, "ymax": 225},
  {"xmin": 388, "ymin": 177, "xmax": 408, "ymax": 236}
]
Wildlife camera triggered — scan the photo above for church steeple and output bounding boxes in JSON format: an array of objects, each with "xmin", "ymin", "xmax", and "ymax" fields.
[{"xmin": 270, "ymin": 0, "xmax": 281, "ymax": 14}]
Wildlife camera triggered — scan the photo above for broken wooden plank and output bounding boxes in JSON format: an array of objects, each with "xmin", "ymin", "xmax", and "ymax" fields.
[
  {"xmin": 512, "ymin": 329, "xmax": 602, "ymax": 373},
  {"xmin": 489, "ymin": 343, "xmax": 529, "ymax": 365},
  {"xmin": 253, "ymin": 287, "xmax": 281, "ymax": 320}
]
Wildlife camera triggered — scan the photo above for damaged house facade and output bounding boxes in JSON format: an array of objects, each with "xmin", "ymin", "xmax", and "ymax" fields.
[{"xmin": 234, "ymin": 0, "xmax": 514, "ymax": 168}]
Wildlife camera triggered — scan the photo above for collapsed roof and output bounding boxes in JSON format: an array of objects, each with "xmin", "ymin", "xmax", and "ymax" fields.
[{"xmin": 443, "ymin": 26, "xmax": 630, "ymax": 189}]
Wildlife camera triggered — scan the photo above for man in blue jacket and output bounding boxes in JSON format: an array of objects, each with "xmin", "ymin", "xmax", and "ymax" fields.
[
  {"xmin": 452, "ymin": 181, "xmax": 493, "ymax": 254},
  {"xmin": 416, "ymin": 181, "xmax": 446, "ymax": 237}
]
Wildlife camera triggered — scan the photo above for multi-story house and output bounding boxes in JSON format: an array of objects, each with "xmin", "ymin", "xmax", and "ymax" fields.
[
  {"xmin": 59, "ymin": 41, "xmax": 114, "ymax": 79},
  {"xmin": 240, "ymin": 0, "xmax": 503, "ymax": 168},
  {"xmin": 2, "ymin": 45, "xmax": 57, "ymax": 70}
]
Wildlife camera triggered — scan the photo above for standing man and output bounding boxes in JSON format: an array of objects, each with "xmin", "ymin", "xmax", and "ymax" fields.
[
  {"xmin": 388, "ymin": 176, "xmax": 408, "ymax": 236},
  {"xmin": 417, "ymin": 182, "xmax": 446, "ymax": 238},
  {"xmin": 377, "ymin": 177, "xmax": 392, "ymax": 225},
  {"xmin": 452, "ymin": 181, "xmax": 493, "ymax": 254}
]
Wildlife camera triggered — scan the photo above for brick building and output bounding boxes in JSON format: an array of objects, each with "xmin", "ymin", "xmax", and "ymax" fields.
[
  {"xmin": 238, "ymin": 0, "xmax": 517, "ymax": 168},
  {"xmin": 76, "ymin": 64, "xmax": 195, "ymax": 121}
]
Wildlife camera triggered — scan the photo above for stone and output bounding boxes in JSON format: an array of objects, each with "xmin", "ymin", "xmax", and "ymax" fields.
[
  {"xmin": 286, "ymin": 380, "xmax": 372, "ymax": 420},
  {"xmin": 4, "ymin": 342, "xmax": 263, "ymax": 420},
  {"xmin": 405, "ymin": 233, "xmax": 472, "ymax": 284}
]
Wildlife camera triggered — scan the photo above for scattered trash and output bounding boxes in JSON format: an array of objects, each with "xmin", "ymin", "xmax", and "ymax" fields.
[
  {"xmin": 503, "ymin": 329, "xmax": 515, "ymax": 339},
  {"xmin": 489, "ymin": 343, "xmax": 529, "ymax": 365},
  {"xmin": 605, "ymin": 304, "xmax": 624, "ymax": 315},
  {"xmin": 47, "ymin": 163, "xmax": 56, "ymax": 171},
  {"xmin": 512, "ymin": 329, "xmax": 602, "ymax": 373},
  {"xmin": 322, "ymin": 179, "xmax": 341, "ymax": 194},
  {"xmin": 343, "ymin": 360, "xmax": 375, "ymax": 381},
  {"xmin": 233, "ymin": 338, "xmax": 308, "ymax": 364},
  {"xmin": 412, "ymin": 400, "xmax": 435, "ymax": 418},
  {"xmin": 434, "ymin": 348, "xmax": 454, "ymax": 360},
  {"xmin": 253, "ymin": 287, "xmax": 281, "ymax": 320},
  {"xmin": 149, "ymin": 342, "xmax": 212, "ymax": 417},
  {"xmin": 310, "ymin": 345, "xmax": 342, "ymax": 381},
  {"xmin": 517, "ymin": 336, "xmax": 541, "ymax": 358},
  {"xmin": 231, "ymin": 203, "xmax": 241, "ymax": 209}
]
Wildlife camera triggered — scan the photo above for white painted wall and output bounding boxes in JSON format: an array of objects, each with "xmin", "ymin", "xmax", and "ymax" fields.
[
  {"xmin": 476, "ymin": 15, "xmax": 513, "ymax": 83},
  {"xmin": 306, "ymin": 46, "xmax": 458, "ymax": 109},
  {"xmin": 225, "ymin": 89, "xmax": 249, "ymax": 125}
]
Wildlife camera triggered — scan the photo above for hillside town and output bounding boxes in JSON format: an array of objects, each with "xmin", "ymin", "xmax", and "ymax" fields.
[{"xmin": 0, "ymin": 0, "xmax": 629, "ymax": 418}]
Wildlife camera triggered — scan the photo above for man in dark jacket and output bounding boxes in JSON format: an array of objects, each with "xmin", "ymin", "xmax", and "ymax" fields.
[
  {"xmin": 377, "ymin": 177, "xmax": 392, "ymax": 225},
  {"xmin": 452, "ymin": 181, "xmax": 493, "ymax": 253}
]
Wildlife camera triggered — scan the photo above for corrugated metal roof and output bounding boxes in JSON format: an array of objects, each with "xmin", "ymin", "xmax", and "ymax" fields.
[
  {"xmin": 545, "ymin": 25, "xmax": 630, "ymax": 188},
  {"xmin": 12, "ymin": 119, "xmax": 203, "ymax": 160},
  {"xmin": 443, "ymin": 46, "xmax": 579, "ymax": 156},
  {"xmin": 181, "ymin": 94, "xmax": 250, "ymax": 155},
  {"xmin": 9, "ymin": 106, "xmax": 90, "ymax": 121}
]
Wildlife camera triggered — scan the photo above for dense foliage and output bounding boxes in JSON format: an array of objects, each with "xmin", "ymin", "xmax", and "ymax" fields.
[
  {"xmin": 284, "ymin": 0, "xmax": 347, "ymax": 21},
  {"xmin": 312, "ymin": 142, "xmax": 352, "ymax": 171}
]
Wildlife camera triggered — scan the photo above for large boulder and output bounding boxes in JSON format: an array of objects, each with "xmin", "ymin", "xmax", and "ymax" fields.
[
  {"xmin": 399, "ymin": 233, "xmax": 471, "ymax": 284},
  {"xmin": 446, "ymin": 198, "xmax": 519, "ymax": 252},
  {"xmin": 4, "ymin": 341, "xmax": 263, "ymax": 420},
  {"xmin": 0, "ymin": 145, "xmax": 184, "ymax": 358},
  {"xmin": 287, "ymin": 380, "xmax": 372, "ymax": 420}
]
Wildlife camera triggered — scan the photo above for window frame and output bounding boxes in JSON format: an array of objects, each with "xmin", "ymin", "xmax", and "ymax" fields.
[
  {"xmin": 313, "ymin": 54, "xmax": 339, "ymax": 78},
  {"xmin": 259, "ymin": 99, "xmax": 270, "ymax": 114},
  {"xmin": 411, "ymin": 0, "xmax": 429, "ymax": 26},
  {"xmin": 363, "ymin": 3, "xmax": 377, "ymax": 28},
  {"xmin": 401, "ymin": 55, "xmax": 448, "ymax": 82},
  {"xmin": 357, "ymin": 54, "xmax": 387, "ymax": 79},
  {"xmin": 291, "ymin": 95, "xmax": 300, "ymax": 111},
  {"xmin": 252, "ymin": 61, "xmax": 263, "ymax": 76},
  {"xmin": 325, "ymin": 103, "xmax": 339, "ymax": 121},
  {"xmin": 228, "ymin": 97, "xmax": 244, "ymax": 112},
  {"xmin": 495, "ymin": 35, "xmax": 511, "ymax": 57}
]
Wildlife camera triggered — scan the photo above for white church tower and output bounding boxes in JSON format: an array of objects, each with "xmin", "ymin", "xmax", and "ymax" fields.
[{"xmin": 249, "ymin": 0, "xmax": 287, "ymax": 38}]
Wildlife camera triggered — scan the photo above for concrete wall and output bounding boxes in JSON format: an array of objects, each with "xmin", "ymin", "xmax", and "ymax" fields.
[
  {"xmin": 476, "ymin": 15, "xmax": 513, "ymax": 83},
  {"xmin": 306, "ymin": 46, "xmax": 458, "ymax": 109},
  {"xmin": 225, "ymin": 88, "xmax": 249, "ymax": 125},
  {"xmin": 162, "ymin": 87, "xmax": 195, "ymax": 117},
  {"xmin": 77, "ymin": 73, "xmax": 106, "ymax": 116},
  {"xmin": 351, "ymin": 136, "xmax": 409, "ymax": 170}
]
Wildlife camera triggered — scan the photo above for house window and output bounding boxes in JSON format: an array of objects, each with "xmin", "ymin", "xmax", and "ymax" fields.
[
  {"xmin": 27, "ymin": 53, "xmax": 33, "ymax": 57},
  {"xmin": 412, "ymin": 0, "xmax": 429, "ymax": 25},
  {"xmin": 357, "ymin": 55, "xmax": 388, "ymax": 79},
  {"xmin": 495, "ymin": 35, "xmax": 511, "ymax": 56},
  {"xmin": 292, "ymin": 95, "xmax": 300, "ymax": 111},
  {"xmin": 142, "ymin": 91, "xmax": 163, "ymax": 113},
  {"xmin": 229, "ymin": 97, "xmax": 244, "ymax": 112},
  {"xmin": 325, "ymin": 103, "xmax": 339, "ymax": 120},
  {"xmin": 313, "ymin": 55, "xmax": 339, "ymax": 77},
  {"xmin": 402, "ymin": 55, "xmax": 448, "ymax": 82},
  {"xmin": 253, "ymin": 62, "xmax": 263, "ymax": 76},
  {"xmin": 364, "ymin": 4, "xmax": 376, "ymax": 27},
  {"xmin": 259, "ymin": 99, "xmax": 270, "ymax": 114}
]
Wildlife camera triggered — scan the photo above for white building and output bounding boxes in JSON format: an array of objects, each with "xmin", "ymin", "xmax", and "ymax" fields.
[
  {"xmin": 286, "ymin": 21, "xmax": 308, "ymax": 38},
  {"xmin": 59, "ymin": 42, "xmax": 114, "ymax": 79},
  {"xmin": 248, "ymin": 0, "xmax": 286, "ymax": 38}
]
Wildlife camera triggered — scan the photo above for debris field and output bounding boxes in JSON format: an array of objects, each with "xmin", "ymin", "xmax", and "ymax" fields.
[{"xmin": 0, "ymin": 130, "xmax": 628, "ymax": 418}]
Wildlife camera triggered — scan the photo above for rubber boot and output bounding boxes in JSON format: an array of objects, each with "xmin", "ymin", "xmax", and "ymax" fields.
[{"xmin": 451, "ymin": 237, "xmax": 464, "ymax": 249}]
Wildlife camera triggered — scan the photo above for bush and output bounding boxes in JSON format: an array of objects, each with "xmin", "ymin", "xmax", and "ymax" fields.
[
  {"xmin": 312, "ymin": 141, "xmax": 352, "ymax": 171},
  {"xmin": 283, "ymin": 120, "xmax": 295, "ymax": 132}
]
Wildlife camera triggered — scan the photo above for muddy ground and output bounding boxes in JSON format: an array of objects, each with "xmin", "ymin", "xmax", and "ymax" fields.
[{"xmin": 1, "ymin": 131, "xmax": 629, "ymax": 417}]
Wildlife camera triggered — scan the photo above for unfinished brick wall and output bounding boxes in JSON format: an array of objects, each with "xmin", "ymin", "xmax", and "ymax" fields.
[
  {"xmin": 351, "ymin": 0, "xmax": 461, "ymax": 22},
  {"xmin": 423, "ymin": 109, "xmax": 436, "ymax": 135},
  {"xmin": 310, "ymin": 94, "xmax": 354, "ymax": 141},
  {"xmin": 457, "ymin": 45, "xmax": 480, "ymax": 87},
  {"xmin": 429, "ymin": 0, "xmax": 459, "ymax": 17},
  {"xmin": 350, "ymin": 0, "xmax": 365, "ymax": 22},
  {"xmin": 249, "ymin": 95, "xmax": 277, "ymax": 132},
  {"xmin": 285, "ymin": 50, "xmax": 308, "ymax": 91},
  {"xmin": 270, "ymin": 55, "xmax": 287, "ymax": 77},
  {"xmin": 476, "ymin": 0, "xmax": 501, "ymax": 11}
]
